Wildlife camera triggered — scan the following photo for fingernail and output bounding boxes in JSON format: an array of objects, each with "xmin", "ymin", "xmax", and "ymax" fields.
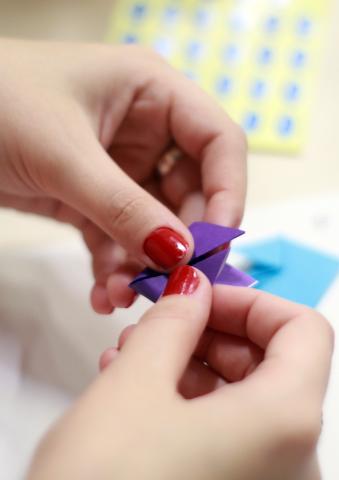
[
  {"xmin": 163, "ymin": 265, "xmax": 199, "ymax": 296},
  {"xmin": 143, "ymin": 227, "xmax": 189, "ymax": 269}
]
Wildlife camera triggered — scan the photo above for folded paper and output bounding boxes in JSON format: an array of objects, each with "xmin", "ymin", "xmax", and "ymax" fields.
[{"xmin": 130, "ymin": 222, "xmax": 256, "ymax": 302}]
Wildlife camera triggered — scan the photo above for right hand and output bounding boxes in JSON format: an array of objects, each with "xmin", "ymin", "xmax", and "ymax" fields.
[{"xmin": 29, "ymin": 267, "xmax": 333, "ymax": 480}]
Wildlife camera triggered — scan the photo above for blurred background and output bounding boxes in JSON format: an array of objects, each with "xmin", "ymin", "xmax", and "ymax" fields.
[
  {"xmin": 0, "ymin": 0, "xmax": 112, "ymax": 40},
  {"xmin": 0, "ymin": 1, "xmax": 338, "ymax": 479}
]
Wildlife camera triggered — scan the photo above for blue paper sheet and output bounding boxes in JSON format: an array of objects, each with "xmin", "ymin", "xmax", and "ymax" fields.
[{"xmin": 237, "ymin": 236, "xmax": 339, "ymax": 307}]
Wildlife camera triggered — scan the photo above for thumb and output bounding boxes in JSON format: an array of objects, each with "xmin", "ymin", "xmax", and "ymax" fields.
[
  {"xmin": 51, "ymin": 138, "xmax": 194, "ymax": 271},
  {"xmin": 118, "ymin": 266, "xmax": 212, "ymax": 386}
]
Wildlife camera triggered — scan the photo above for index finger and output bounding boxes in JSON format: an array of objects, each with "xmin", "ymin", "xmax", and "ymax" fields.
[{"xmin": 169, "ymin": 75, "xmax": 247, "ymax": 227}]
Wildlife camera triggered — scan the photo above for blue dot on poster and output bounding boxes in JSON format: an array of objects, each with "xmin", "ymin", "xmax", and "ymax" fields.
[
  {"xmin": 296, "ymin": 17, "xmax": 312, "ymax": 36},
  {"xmin": 258, "ymin": 47, "xmax": 274, "ymax": 66},
  {"xmin": 223, "ymin": 44, "xmax": 240, "ymax": 63},
  {"xmin": 278, "ymin": 116, "xmax": 294, "ymax": 136},
  {"xmin": 284, "ymin": 82, "xmax": 301, "ymax": 102},
  {"xmin": 164, "ymin": 6, "xmax": 179, "ymax": 24},
  {"xmin": 291, "ymin": 50, "xmax": 307, "ymax": 68},
  {"xmin": 187, "ymin": 40, "xmax": 204, "ymax": 60},
  {"xmin": 265, "ymin": 16, "xmax": 280, "ymax": 33},
  {"xmin": 251, "ymin": 80, "xmax": 267, "ymax": 99},
  {"xmin": 243, "ymin": 112, "xmax": 260, "ymax": 132},
  {"xmin": 216, "ymin": 76, "xmax": 233, "ymax": 95},
  {"xmin": 195, "ymin": 8, "xmax": 211, "ymax": 27},
  {"xmin": 123, "ymin": 34, "xmax": 138, "ymax": 44},
  {"xmin": 131, "ymin": 4, "xmax": 147, "ymax": 20}
]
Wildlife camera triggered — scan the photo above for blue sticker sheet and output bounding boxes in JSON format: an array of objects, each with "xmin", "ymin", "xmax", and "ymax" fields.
[{"xmin": 237, "ymin": 236, "xmax": 339, "ymax": 307}]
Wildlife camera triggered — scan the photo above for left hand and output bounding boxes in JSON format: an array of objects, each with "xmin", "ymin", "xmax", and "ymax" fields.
[
  {"xmin": 28, "ymin": 269, "xmax": 333, "ymax": 480},
  {"xmin": 0, "ymin": 40, "xmax": 247, "ymax": 312}
]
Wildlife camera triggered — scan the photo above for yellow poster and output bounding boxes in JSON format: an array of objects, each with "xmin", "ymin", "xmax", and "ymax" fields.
[{"xmin": 107, "ymin": 0, "xmax": 331, "ymax": 154}]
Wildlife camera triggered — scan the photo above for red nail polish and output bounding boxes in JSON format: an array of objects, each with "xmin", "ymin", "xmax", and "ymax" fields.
[
  {"xmin": 144, "ymin": 227, "xmax": 189, "ymax": 269},
  {"xmin": 163, "ymin": 265, "xmax": 199, "ymax": 296}
]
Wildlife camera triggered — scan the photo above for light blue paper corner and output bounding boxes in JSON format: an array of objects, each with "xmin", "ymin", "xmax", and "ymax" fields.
[{"xmin": 237, "ymin": 237, "xmax": 339, "ymax": 307}]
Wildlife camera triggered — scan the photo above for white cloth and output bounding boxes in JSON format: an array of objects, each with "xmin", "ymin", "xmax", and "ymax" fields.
[{"xmin": 0, "ymin": 242, "xmax": 151, "ymax": 478}]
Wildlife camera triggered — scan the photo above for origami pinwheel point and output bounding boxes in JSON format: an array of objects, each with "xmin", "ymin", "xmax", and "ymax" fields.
[{"xmin": 129, "ymin": 222, "xmax": 256, "ymax": 302}]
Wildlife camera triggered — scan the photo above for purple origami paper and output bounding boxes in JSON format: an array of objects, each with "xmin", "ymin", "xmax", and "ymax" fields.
[{"xmin": 129, "ymin": 222, "xmax": 256, "ymax": 302}]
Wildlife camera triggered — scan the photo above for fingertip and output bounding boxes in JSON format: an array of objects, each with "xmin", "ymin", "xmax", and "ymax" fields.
[
  {"xmin": 99, "ymin": 347, "xmax": 119, "ymax": 371},
  {"xmin": 204, "ymin": 192, "xmax": 244, "ymax": 228},
  {"xmin": 107, "ymin": 273, "xmax": 138, "ymax": 308},
  {"xmin": 118, "ymin": 324, "xmax": 136, "ymax": 349},
  {"xmin": 90, "ymin": 284, "xmax": 114, "ymax": 315}
]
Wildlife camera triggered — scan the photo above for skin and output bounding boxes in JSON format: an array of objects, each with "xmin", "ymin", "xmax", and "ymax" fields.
[
  {"xmin": 28, "ymin": 274, "xmax": 333, "ymax": 480},
  {"xmin": 0, "ymin": 39, "xmax": 247, "ymax": 313},
  {"xmin": 0, "ymin": 40, "xmax": 332, "ymax": 479}
]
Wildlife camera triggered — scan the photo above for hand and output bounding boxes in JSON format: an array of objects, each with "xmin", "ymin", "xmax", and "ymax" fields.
[
  {"xmin": 0, "ymin": 39, "xmax": 246, "ymax": 312},
  {"xmin": 28, "ymin": 267, "xmax": 333, "ymax": 480}
]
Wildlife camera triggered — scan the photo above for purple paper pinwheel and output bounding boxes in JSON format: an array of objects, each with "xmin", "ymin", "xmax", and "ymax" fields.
[{"xmin": 129, "ymin": 222, "xmax": 256, "ymax": 303}]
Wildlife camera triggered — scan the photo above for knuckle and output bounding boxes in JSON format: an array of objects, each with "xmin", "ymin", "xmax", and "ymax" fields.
[
  {"xmin": 275, "ymin": 406, "xmax": 322, "ymax": 456},
  {"xmin": 34, "ymin": 152, "xmax": 66, "ymax": 194},
  {"xmin": 290, "ymin": 414, "xmax": 321, "ymax": 453},
  {"xmin": 108, "ymin": 192, "xmax": 148, "ymax": 236},
  {"xmin": 325, "ymin": 319, "xmax": 335, "ymax": 347},
  {"xmin": 229, "ymin": 203, "xmax": 244, "ymax": 228},
  {"xmin": 302, "ymin": 308, "xmax": 335, "ymax": 349},
  {"xmin": 313, "ymin": 312, "xmax": 334, "ymax": 343}
]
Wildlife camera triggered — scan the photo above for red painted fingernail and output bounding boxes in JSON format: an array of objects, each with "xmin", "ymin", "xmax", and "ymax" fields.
[
  {"xmin": 143, "ymin": 227, "xmax": 189, "ymax": 269},
  {"xmin": 163, "ymin": 265, "xmax": 199, "ymax": 296}
]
